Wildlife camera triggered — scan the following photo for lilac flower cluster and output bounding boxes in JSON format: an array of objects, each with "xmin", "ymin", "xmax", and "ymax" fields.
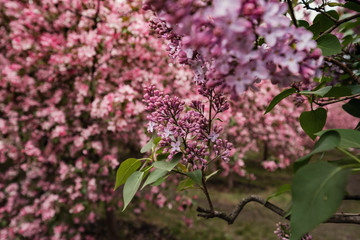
[
  {"xmin": 274, "ymin": 222, "xmax": 312, "ymax": 240},
  {"xmin": 143, "ymin": 85, "xmax": 232, "ymax": 169},
  {"xmin": 144, "ymin": 0, "xmax": 323, "ymax": 98}
]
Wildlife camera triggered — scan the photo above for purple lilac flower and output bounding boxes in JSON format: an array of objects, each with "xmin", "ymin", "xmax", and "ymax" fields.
[
  {"xmin": 144, "ymin": 0, "xmax": 323, "ymax": 99},
  {"xmin": 274, "ymin": 222, "xmax": 312, "ymax": 240},
  {"xmin": 143, "ymin": 85, "xmax": 232, "ymax": 170}
]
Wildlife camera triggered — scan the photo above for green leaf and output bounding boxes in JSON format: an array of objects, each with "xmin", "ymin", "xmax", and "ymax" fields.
[
  {"xmin": 156, "ymin": 153, "xmax": 170, "ymax": 161},
  {"xmin": 312, "ymin": 130, "xmax": 341, "ymax": 154},
  {"xmin": 323, "ymin": 86, "xmax": 353, "ymax": 97},
  {"xmin": 141, "ymin": 168, "xmax": 168, "ymax": 190},
  {"xmin": 153, "ymin": 137, "xmax": 162, "ymax": 146},
  {"xmin": 327, "ymin": 2, "xmax": 343, "ymax": 7},
  {"xmin": 298, "ymin": 20, "xmax": 309, "ymax": 28},
  {"xmin": 343, "ymin": 99, "xmax": 360, "ymax": 118},
  {"xmin": 316, "ymin": 34, "xmax": 342, "ymax": 56},
  {"xmin": 342, "ymin": 35, "xmax": 353, "ymax": 48},
  {"xmin": 123, "ymin": 171, "xmax": 144, "ymax": 211},
  {"xmin": 266, "ymin": 184, "xmax": 291, "ymax": 201},
  {"xmin": 349, "ymin": 85, "xmax": 360, "ymax": 95},
  {"xmin": 300, "ymin": 86, "xmax": 354, "ymax": 98},
  {"xmin": 151, "ymin": 175, "xmax": 168, "ymax": 186},
  {"xmin": 265, "ymin": 88, "xmax": 296, "ymax": 114},
  {"xmin": 114, "ymin": 158, "xmax": 141, "ymax": 191},
  {"xmin": 177, "ymin": 178, "xmax": 195, "ymax": 191},
  {"xmin": 293, "ymin": 154, "xmax": 313, "ymax": 172},
  {"xmin": 300, "ymin": 86, "xmax": 332, "ymax": 97},
  {"xmin": 344, "ymin": 2, "xmax": 360, "ymax": 12},
  {"xmin": 294, "ymin": 131, "xmax": 341, "ymax": 172},
  {"xmin": 141, "ymin": 134, "xmax": 156, "ymax": 153},
  {"xmin": 186, "ymin": 170, "xmax": 203, "ymax": 186},
  {"xmin": 205, "ymin": 170, "xmax": 220, "ymax": 181},
  {"xmin": 300, "ymin": 108, "xmax": 327, "ymax": 140},
  {"xmin": 308, "ymin": 11, "xmax": 339, "ymax": 38},
  {"xmin": 316, "ymin": 129, "xmax": 360, "ymax": 149},
  {"xmin": 290, "ymin": 162, "xmax": 350, "ymax": 240},
  {"xmin": 153, "ymin": 152, "xmax": 183, "ymax": 171}
]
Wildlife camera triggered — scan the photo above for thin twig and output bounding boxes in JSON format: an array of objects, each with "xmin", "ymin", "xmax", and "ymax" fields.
[
  {"xmin": 313, "ymin": 93, "xmax": 360, "ymax": 106},
  {"xmin": 316, "ymin": 13, "xmax": 360, "ymax": 40},
  {"xmin": 324, "ymin": 56, "xmax": 360, "ymax": 83},
  {"xmin": 197, "ymin": 195, "xmax": 360, "ymax": 225},
  {"xmin": 301, "ymin": 0, "xmax": 338, "ymax": 22},
  {"xmin": 201, "ymin": 169, "xmax": 214, "ymax": 212},
  {"xmin": 345, "ymin": 195, "xmax": 360, "ymax": 201},
  {"xmin": 287, "ymin": 0, "xmax": 298, "ymax": 27}
]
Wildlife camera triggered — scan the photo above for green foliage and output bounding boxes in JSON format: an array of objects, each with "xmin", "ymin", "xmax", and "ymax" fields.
[
  {"xmin": 265, "ymin": 88, "xmax": 296, "ymax": 114},
  {"xmin": 141, "ymin": 134, "xmax": 159, "ymax": 153},
  {"xmin": 114, "ymin": 158, "xmax": 142, "ymax": 191},
  {"xmin": 294, "ymin": 131, "xmax": 340, "ymax": 171},
  {"xmin": 299, "ymin": 108, "xmax": 327, "ymax": 140},
  {"xmin": 316, "ymin": 129, "xmax": 360, "ymax": 149},
  {"xmin": 123, "ymin": 171, "xmax": 145, "ymax": 211},
  {"xmin": 297, "ymin": 20, "xmax": 309, "ymax": 28},
  {"xmin": 300, "ymin": 85, "xmax": 359, "ymax": 97},
  {"xmin": 177, "ymin": 178, "xmax": 195, "ymax": 191},
  {"xmin": 153, "ymin": 152, "xmax": 183, "ymax": 171},
  {"xmin": 316, "ymin": 34, "xmax": 342, "ymax": 56},
  {"xmin": 186, "ymin": 170, "xmax": 203, "ymax": 186},
  {"xmin": 308, "ymin": 11, "xmax": 339, "ymax": 38},
  {"xmin": 141, "ymin": 168, "xmax": 168, "ymax": 190},
  {"xmin": 291, "ymin": 162, "xmax": 350, "ymax": 240},
  {"xmin": 342, "ymin": 99, "xmax": 360, "ymax": 118},
  {"xmin": 344, "ymin": 2, "xmax": 360, "ymax": 12}
]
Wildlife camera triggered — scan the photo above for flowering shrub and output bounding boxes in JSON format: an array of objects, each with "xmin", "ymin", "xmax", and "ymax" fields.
[
  {"xmin": 1, "ymin": 0, "xmax": 359, "ymax": 239},
  {"xmin": 0, "ymin": 0, "xmax": 195, "ymax": 238}
]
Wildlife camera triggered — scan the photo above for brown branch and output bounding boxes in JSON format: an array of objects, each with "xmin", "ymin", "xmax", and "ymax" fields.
[
  {"xmin": 287, "ymin": 0, "xmax": 298, "ymax": 27},
  {"xmin": 313, "ymin": 93, "xmax": 360, "ymax": 106},
  {"xmin": 89, "ymin": 0, "xmax": 101, "ymax": 101},
  {"xmin": 201, "ymin": 169, "xmax": 214, "ymax": 212},
  {"xmin": 345, "ymin": 195, "xmax": 360, "ymax": 201},
  {"xmin": 324, "ymin": 56, "xmax": 360, "ymax": 84},
  {"xmin": 301, "ymin": 0, "xmax": 338, "ymax": 23},
  {"xmin": 316, "ymin": 13, "xmax": 360, "ymax": 40},
  {"xmin": 197, "ymin": 195, "xmax": 360, "ymax": 225}
]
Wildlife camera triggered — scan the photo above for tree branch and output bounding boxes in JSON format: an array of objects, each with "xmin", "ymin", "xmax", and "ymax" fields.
[
  {"xmin": 324, "ymin": 56, "xmax": 360, "ymax": 84},
  {"xmin": 345, "ymin": 195, "xmax": 360, "ymax": 201},
  {"xmin": 301, "ymin": 0, "xmax": 338, "ymax": 23},
  {"xmin": 197, "ymin": 195, "xmax": 360, "ymax": 225},
  {"xmin": 313, "ymin": 93, "xmax": 360, "ymax": 107},
  {"xmin": 287, "ymin": 0, "xmax": 298, "ymax": 27},
  {"xmin": 316, "ymin": 13, "xmax": 360, "ymax": 40}
]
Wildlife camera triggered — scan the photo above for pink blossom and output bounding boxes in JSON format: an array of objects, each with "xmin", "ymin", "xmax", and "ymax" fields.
[
  {"xmin": 69, "ymin": 203, "xmax": 85, "ymax": 214},
  {"xmin": 262, "ymin": 161, "xmax": 278, "ymax": 172}
]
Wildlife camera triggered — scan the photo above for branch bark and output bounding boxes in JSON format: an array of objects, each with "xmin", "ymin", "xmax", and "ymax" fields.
[
  {"xmin": 197, "ymin": 195, "xmax": 360, "ymax": 225},
  {"xmin": 313, "ymin": 93, "xmax": 360, "ymax": 106},
  {"xmin": 316, "ymin": 13, "xmax": 360, "ymax": 40},
  {"xmin": 324, "ymin": 56, "xmax": 360, "ymax": 84}
]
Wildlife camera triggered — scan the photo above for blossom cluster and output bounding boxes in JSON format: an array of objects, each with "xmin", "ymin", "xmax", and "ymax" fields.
[
  {"xmin": 144, "ymin": 0, "xmax": 323, "ymax": 98},
  {"xmin": 0, "ymin": 0, "xmax": 193, "ymax": 238},
  {"xmin": 143, "ymin": 84, "xmax": 232, "ymax": 170}
]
